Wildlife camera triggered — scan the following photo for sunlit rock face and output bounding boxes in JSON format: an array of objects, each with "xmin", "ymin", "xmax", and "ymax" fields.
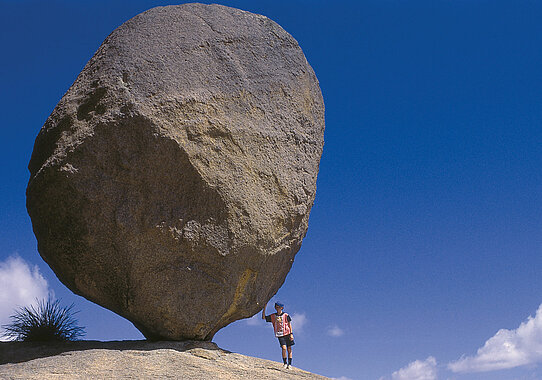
[{"xmin": 26, "ymin": 3, "xmax": 324, "ymax": 341}]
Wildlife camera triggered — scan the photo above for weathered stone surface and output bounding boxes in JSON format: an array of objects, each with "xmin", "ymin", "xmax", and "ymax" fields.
[
  {"xmin": 26, "ymin": 3, "xmax": 324, "ymax": 340},
  {"xmin": 0, "ymin": 341, "xmax": 331, "ymax": 379}
]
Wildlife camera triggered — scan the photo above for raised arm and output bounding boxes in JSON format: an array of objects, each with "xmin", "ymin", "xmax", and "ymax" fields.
[{"xmin": 261, "ymin": 302, "xmax": 267, "ymax": 319}]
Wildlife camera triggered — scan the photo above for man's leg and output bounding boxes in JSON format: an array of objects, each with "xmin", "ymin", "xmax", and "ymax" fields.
[
  {"xmin": 287, "ymin": 346, "xmax": 293, "ymax": 368},
  {"xmin": 281, "ymin": 345, "xmax": 288, "ymax": 367}
]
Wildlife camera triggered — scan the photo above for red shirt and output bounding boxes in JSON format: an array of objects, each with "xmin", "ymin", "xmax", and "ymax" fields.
[{"xmin": 266, "ymin": 312, "xmax": 292, "ymax": 337}]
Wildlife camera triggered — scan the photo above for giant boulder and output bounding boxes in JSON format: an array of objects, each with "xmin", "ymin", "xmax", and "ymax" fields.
[{"xmin": 26, "ymin": 3, "xmax": 324, "ymax": 341}]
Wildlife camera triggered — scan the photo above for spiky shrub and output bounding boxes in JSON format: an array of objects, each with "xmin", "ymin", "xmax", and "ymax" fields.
[{"xmin": 2, "ymin": 298, "xmax": 85, "ymax": 342}]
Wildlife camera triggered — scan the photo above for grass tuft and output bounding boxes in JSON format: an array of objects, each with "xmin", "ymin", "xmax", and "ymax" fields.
[{"xmin": 2, "ymin": 297, "xmax": 85, "ymax": 342}]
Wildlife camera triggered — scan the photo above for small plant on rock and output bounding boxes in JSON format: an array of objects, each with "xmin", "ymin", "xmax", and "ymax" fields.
[{"xmin": 2, "ymin": 297, "xmax": 85, "ymax": 342}]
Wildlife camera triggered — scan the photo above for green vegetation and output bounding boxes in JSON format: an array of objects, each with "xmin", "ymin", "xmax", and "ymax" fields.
[{"xmin": 2, "ymin": 298, "xmax": 85, "ymax": 342}]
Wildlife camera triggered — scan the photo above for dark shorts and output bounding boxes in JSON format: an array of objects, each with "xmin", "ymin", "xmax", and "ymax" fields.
[{"xmin": 277, "ymin": 334, "xmax": 295, "ymax": 347}]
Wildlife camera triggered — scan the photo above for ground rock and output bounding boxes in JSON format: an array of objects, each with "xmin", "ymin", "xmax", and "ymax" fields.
[
  {"xmin": 26, "ymin": 3, "xmax": 324, "ymax": 340},
  {"xmin": 0, "ymin": 341, "xmax": 330, "ymax": 379}
]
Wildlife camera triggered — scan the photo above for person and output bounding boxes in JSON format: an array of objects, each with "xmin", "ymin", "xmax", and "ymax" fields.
[{"xmin": 262, "ymin": 301, "xmax": 295, "ymax": 369}]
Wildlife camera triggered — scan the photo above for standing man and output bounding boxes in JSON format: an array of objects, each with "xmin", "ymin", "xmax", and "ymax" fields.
[{"xmin": 262, "ymin": 301, "xmax": 295, "ymax": 369}]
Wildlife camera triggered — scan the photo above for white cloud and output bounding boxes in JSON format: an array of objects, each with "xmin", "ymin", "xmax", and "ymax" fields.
[
  {"xmin": 0, "ymin": 255, "xmax": 51, "ymax": 339},
  {"xmin": 449, "ymin": 304, "xmax": 542, "ymax": 373},
  {"xmin": 392, "ymin": 357, "xmax": 438, "ymax": 380},
  {"xmin": 291, "ymin": 312, "xmax": 307, "ymax": 334},
  {"xmin": 246, "ymin": 313, "xmax": 265, "ymax": 326},
  {"xmin": 327, "ymin": 324, "xmax": 345, "ymax": 337},
  {"xmin": 333, "ymin": 377, "xmax": 353, "ymax": 380}
]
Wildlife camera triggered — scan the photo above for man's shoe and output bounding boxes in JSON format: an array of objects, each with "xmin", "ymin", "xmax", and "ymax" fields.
[
  {"xmin": 283, "ymin": 363, "xmax": 288, "ymax": 369},
  {"xmin": 286, "ymin": 365, "xmax": 292, "ymax": 370}
]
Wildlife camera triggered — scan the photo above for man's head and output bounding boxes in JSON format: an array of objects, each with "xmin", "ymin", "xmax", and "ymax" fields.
[{"xmin": 274, "ymin": 302, "xmax": 284, "ymax": 312}]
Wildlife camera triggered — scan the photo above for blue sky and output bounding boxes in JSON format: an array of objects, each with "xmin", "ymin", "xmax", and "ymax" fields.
[{"xmin": 1, "ymin": 1, "xmax": 542, "ymax": 379}]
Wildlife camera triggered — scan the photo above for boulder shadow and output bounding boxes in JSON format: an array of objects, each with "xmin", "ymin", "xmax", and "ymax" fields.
[{"xmin": 0, "ymin": 340, "xmax": 229, "ymax": 365}]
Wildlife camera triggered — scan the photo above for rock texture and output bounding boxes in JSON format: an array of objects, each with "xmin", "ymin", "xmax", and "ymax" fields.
[
  {"xmin": 26, "ymin": 4, "xmax": 324, "ymax": 340},
  {"xmin": 0, "ymin": 341, "xmax": 330, "ymax": 379}
]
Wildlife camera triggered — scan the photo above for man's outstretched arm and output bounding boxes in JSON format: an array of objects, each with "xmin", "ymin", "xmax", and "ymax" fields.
[{"xmin": 261, "ymin": 302, "xmax": 267, "ymax": 319}]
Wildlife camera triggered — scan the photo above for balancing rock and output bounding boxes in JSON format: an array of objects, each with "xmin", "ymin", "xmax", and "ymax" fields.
[{"xmin": 26, "ymin": 3, "xmax": 324, "ymax": 340}]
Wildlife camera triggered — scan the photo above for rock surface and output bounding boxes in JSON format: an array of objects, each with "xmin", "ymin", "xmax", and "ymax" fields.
[
  {"xmin": 26, "ymin": 3, "xmax": 324, "ymax": 340},
  {"xmin": 0, "ymin": 341, "xmax": 330, "ymax": 379}
]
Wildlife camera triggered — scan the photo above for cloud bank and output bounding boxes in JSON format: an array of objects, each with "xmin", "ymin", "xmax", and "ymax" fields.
[
  {"xmin": 449, "ymin": 304, "xmax": 542, "ymax": 373},
  {"xmin": 291, "ymin": 312, "xmax": 307, "ymax": 334},
  {"xmin": 391, "ymin": 356, "xmax": 438, "ymax": 380},
  {"xmin": 245, "ymin": 313, "xmax": 265, "ymax": 326},
  {"xmin": 327, "ymin": 324, "xmax": 345, "ymax": 337},
  {"xmin": 0, "ymin": 255, "xmax": 50, "ymax": 339}
]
